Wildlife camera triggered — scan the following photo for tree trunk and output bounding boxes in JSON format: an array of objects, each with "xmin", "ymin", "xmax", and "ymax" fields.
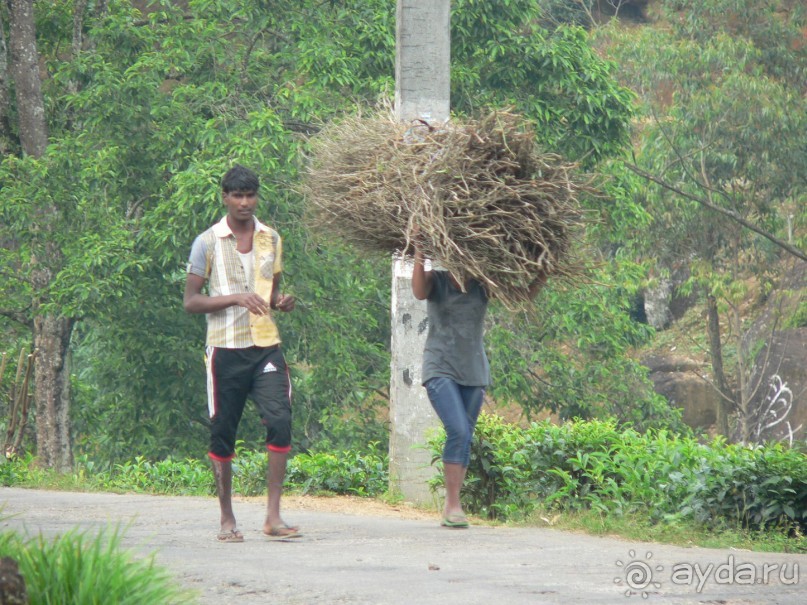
[
  {"xmin": 30, "ymin": 240, "xmax": 74, "ymax": 471},
  {"xmin": 7, "ymin": 0, "xmax": 47, "ymax": 157},
  {"xmin": 72, "ymin": 0, "xmax": 90, "ymax": 58},
  {"xmin": 706, "ymin": 295, "xmax": 732, "ymax": 437},
  {"xmin": 33, "ymin": 314, "xmax": 74, "ymax": 471},
  {"xmin": 8, "ymin": 0, "xmax": 75, "ymax": 470},
  {"xmin": 0, "ymin": 9, "xmax": 11, "ymax": 153},
  {"xmin": 94, "ymin": 0, "xmax": 110, "ymax": 20},
  {"xmin": 732, "ymin": 301, "xmax": 751, "ymax": 441}
]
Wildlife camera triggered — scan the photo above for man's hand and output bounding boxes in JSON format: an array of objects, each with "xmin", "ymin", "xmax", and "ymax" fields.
[
  {"xmin": 273, "ymin": 294, "xmax": 296, "ymax": 312},
  {"xmin": 238, "ymin": 292, "xmax": 271, "ymax": 316}
]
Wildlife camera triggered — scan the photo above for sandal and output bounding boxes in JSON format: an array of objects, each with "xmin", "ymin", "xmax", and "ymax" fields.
[
  {"xmin": 441, "ymin": 514, "xmax": 469, "ymax": 529},
  {"xmin": 216, "ymin": 528, "xmax": 245, "ymax": 543},
  {"xmin": 264, "ymin": 524, "xmax": 302, "ymax": 540}
]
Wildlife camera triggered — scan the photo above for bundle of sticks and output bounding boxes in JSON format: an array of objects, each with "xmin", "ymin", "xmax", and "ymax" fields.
[{"xmin": 302, "ymin": 107, "xmax": 593, "ymax": 308}]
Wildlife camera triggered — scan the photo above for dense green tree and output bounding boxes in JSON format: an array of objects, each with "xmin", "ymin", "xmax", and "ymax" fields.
[
  {"xmin": 451, "ymin": 0, "xmax": 634, "ymax": 165},
  {"xmin": 1, "ymin": 0, "xmax": 680, "ymax": 466},
  {"xmin": 661, "ymin": 0, "xmax": 806, "ymax": 86},
  {"xmin": 2, "ymin": 0, "xmax": 396, "ymax": 462}
]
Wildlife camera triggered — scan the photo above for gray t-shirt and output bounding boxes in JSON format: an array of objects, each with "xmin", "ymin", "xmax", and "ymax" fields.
[{"xmin": 422, "ymin": 271, "xmax": 490, "ymax": 387}]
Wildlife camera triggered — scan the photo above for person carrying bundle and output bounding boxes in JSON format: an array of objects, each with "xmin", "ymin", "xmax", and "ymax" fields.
[{"xmin": 411, "ymin": 231, "xmax": 545, "ymax": 528}]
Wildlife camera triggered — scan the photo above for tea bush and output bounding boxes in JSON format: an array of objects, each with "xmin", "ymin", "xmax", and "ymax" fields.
[
  {"xmin": 89, "ymin": 444, "xmax": 389, "ymax": 497},
  {"xmin": 1, "ymin": 443, "xmax": 389, "ymax": 499},
  {"xmin": 286, "ymin": 441, "xmax": 388, "ymax": 496},
  {"xmin": 428, "ymin": 414, "xmax": 807, "ymax": 531},
  {"xmin": 5, "ymin": 418, "xmax": 804, "ymax": 533}
]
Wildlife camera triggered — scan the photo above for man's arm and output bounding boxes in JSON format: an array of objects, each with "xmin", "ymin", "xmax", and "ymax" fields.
[
  {"xmin": 183, "ymin": 273, "xmax": 271, "ymax": 316},
  {"xmin": 269, "ymin": 272, "xmax": 295, "ymax": 312}
]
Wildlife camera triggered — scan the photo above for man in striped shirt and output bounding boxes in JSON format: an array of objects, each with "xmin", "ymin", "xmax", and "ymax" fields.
[{"xmin": 184, "ymin": 164, "xmax": 300, "ymax": 542}]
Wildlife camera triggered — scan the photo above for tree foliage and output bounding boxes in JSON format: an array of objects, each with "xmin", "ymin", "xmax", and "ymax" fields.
[
  {"xmin": 0, "ymin": 0, "xmax": 726, "ymax": 466},
  {"xmin": 3, "ymin": 0, "xmax": 397, "ymax": 461},
  {"xmin": 451, "ymin": 0, "xmax": 634, "ymax": 165},
  {"xmin": 594, "ymin": 1, "xmax": 806, "ymax": 439}
]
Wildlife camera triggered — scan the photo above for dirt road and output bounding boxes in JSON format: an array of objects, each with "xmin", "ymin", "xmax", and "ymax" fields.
[{"xmin": 1, "ymin": 487, "xmax": 804, "ymax": 604}]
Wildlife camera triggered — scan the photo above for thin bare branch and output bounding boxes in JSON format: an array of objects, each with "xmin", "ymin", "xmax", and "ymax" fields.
[{"xmin": 626, "ymin": 163, "xmax": 807, "ymax": 262}]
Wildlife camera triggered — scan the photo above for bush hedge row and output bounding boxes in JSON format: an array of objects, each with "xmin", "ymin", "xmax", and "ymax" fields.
[{"xmin": 429, "ymin": 414, "xmax": 807, "ymax": 531}]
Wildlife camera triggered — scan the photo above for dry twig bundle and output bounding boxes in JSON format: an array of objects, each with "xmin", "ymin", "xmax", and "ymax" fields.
[{"xmin": 302, "ymin": 107, "xmax": 593, "ymax": 308}]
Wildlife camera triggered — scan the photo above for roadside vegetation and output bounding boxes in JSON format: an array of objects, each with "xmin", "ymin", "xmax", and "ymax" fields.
[
  {"xmin": 4, "ymin": 416, "xmax": 805, "ymax": 554},
  {"xmin": 0, "ymin": 525, "xmax": 196, "ymax": 605}
]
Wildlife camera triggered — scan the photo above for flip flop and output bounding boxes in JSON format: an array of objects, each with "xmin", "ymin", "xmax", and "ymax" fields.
[
  {"xmin": 216, "ymin": 528, "xmax": 245, "ymax": 543},
  {"xmin": 264, "ymin": 524, "xmax": 302, "ymax": 540},
  {"xmin": 441, "ymin": 514, "xmax": 469, "ymax": 529}
]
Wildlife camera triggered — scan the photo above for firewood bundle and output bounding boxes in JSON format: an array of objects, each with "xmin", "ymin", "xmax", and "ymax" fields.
[{"xmin": 302, "ymin": 107, "xmax": 593, "ymax": 308}]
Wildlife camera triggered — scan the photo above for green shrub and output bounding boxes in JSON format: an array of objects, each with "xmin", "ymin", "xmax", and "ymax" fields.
[
  {"xmin": 230, "ymin": 446, "xmax": 272, "ymax": 496},
  {"xmin": 2, "ymin": 443, "xmax": 389, "ymax": 499},
  {"xmin": 428, "ymin": 414, "xmax": 807, "ymax": 531},
  {"xmin": 286, "ymin": 441, "xmax": 388, "ymax": 496},
  {"xmin": 0, "ymin": 526, "xmax": 195, "ymax": 605},
  {"xmin": 785, "ymin": 299, "xmax": 807, "ymax": 328},
  {"xmin": 86, "ymin": 455, "xmax": 213, "ymax": 496},
  {"xmin": 83, "ymin": 443, "xmax": 389, "ymax": 498},
  {"xmin": 0, "ymin": 452, "xmax": 52, "ymax": 487},
  {"xmin": 673, "ymin": 442, "xmax": 807, "ymax": 530}
]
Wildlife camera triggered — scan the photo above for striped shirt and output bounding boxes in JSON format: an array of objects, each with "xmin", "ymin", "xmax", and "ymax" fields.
[{"xmin": 187, "ymin": 216, "xmax": 283, "ymax": 348}]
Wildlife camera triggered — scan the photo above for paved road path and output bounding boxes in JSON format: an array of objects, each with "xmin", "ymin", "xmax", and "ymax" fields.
[{"xmin": 1, "ymin": 487, "xmax": 804, "ymax": 604}]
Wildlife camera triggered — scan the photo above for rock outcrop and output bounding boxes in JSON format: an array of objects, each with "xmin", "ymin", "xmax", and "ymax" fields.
[{"xmin": 642, "ymin": 353, "xmax": 718, "ymax": 429}]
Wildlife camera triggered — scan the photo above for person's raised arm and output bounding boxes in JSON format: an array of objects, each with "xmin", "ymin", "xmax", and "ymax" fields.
[
  {"xmin": 526, "ymin": 271, "xmax": 548, "ymax": 300},
  {"xmin": 411, "ymin": 245, "xmax": 433, "ymax": 300},
  {"xmin": 183, "ymin": 273, "xmax": 271, "ymax": 316}
]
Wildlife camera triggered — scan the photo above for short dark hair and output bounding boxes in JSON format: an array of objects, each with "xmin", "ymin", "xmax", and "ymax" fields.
[{"xmin": 221, "ymin": 164, "xmax": 259, "ymax": 193}]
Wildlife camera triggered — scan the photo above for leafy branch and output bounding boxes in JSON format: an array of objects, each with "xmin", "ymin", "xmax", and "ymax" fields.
[{"xmin": 626, "ymin": 163, "xmax": 807, "ymax": 262}]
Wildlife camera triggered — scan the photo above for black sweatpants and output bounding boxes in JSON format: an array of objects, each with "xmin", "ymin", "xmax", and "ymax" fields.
[{"xmin": 205, "ymin": 345, "xmax": 292, "ymax": 461}]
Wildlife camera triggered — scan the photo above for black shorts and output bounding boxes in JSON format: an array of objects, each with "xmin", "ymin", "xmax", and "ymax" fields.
[{"xmin": 205, "ymin": 345, "xmax": 292, "ymax": 461}]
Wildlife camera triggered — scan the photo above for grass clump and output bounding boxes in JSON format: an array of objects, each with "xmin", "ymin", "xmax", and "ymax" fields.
[{"xmin": 0, "ymin": 526, "xmax": 196, "ymax": 605}]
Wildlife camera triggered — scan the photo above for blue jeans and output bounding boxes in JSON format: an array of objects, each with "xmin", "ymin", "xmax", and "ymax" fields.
[{"xmin": 425, "ymin": 377, "xmax": 484, "ymax": 467}]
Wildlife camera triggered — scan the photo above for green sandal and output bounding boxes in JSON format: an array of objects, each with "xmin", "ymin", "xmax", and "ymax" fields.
[{"xmin": 441, "ymin": 514, "xmax": 469, "ymax": 529}]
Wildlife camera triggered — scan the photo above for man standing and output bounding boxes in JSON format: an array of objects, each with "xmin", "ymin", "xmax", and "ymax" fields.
[{"xmin": 184, "ymin": 164, "xmax": 300, "ymax": 541}]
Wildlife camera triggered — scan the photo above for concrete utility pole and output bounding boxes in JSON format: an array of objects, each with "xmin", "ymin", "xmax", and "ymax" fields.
[{"xmin": 389, "ymin": 0, "xmax": 450, "ymax": 505}]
